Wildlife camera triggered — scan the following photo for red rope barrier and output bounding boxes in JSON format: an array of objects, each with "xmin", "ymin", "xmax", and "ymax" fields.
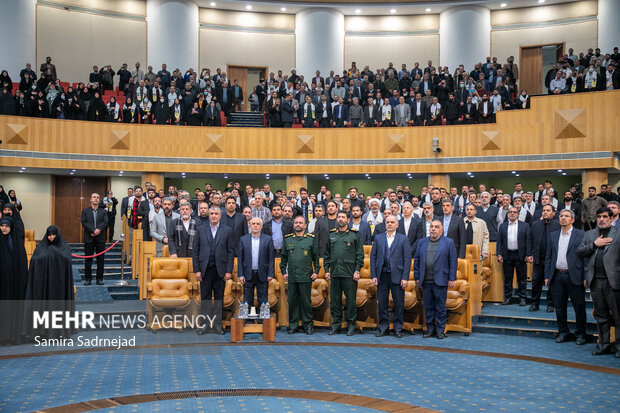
[{"xmin": 71, "ymin": 240, "xmax": 121, "ymax": 259}]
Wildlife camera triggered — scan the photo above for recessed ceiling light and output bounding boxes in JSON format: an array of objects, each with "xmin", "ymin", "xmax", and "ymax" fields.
[
  {"xmin": 557, "ymin": 169, "xmax": 562, "ymax": 172},
  {"xmin": 538, "ymin": 0, "xmax": 545, "ymax": 3},
  {"xmin": 562, "ymin": 172, "xmax": 567, "ymax": 175},
  {"xmin": 408, "ymin": 176, "xmax": 413, "ymax": 179},
  {"xmin": 425, "ymin": 8, "xmax": 431, "ymax": 12},
  {"xmin": 210, "ymin": 1, "xmax": 216, "ymax": 6},
  {"xmin": 280, "ymin": 7, "xmax": 286, "ymax": 11},
  {"xmin": 119, "ymin": 171, "xmax": 123, "ymax": 173},
  {"xmin": 245, "ymin": 4, "xmax": 252, "ymax": 10},
  {"xmin": 390, "ymin": 9, "xmax": 397, "ymax": 14},
  {"xmin": 355, "ymin": 9, "xmax": 361, "ymax": 14},
  {"xmin": 500, "ymin": 3, "xmax": 507, "ymax": 7},
  {"xmin": 19, "ymin": 170, "xmax": 24, "ymax": 173},
  {"xmin": 467, "ymin": 172, "xmax": 472, "ymax": 175},
  {"xmin": 20, "ymin": 167, "xmax": 26, "ymax": 170},
  {"xmin": 516, "ymin": 174, "xmax": 520, "ymax": 177},
  {"xmin": 511, "ymin": 171, "xmax": 516, "ymax": 174}
]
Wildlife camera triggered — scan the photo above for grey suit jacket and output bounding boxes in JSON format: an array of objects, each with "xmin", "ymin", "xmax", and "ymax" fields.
[
  {"xmin": 150, "ymin": 211, "xmax": 180, "ymax": 254},
  {"xmin": 577, "ymin": 225, "xmax": 620, "ymax": 289},
  {"xmin": 394, "ymin": 103, "xmax": 410, "ymax": 126}
]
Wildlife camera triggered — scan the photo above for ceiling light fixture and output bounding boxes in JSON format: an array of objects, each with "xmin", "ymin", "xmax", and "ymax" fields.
[
  {"xmin": 245, "ymin": 4, "xmax": 252, "ymax": 10},
  {"xmin": 355, "ymin": 9, "xmax": 361, "ymax": 14},
  {"xmin": 425, "ymin": 8, "xmax": 431, "ymax": 12},
  {"xmin": 538, "ymin": 0, "xmax": 545, "ymax": 4},
  {"xmin": 280, "ymin": 7, "xmax": 286, "ymax": 12},
  {"xmin": 562, "ymin": 172, "xmax": 567, "ymax": 176},
  {"xmin": 210, "ymin": 2, "xmax": 216, "ymax": 6},
  {"xmin": 500, "ymin": 3, "xmax": 507, "ymax": 7},
  {"xmin": 390, "ymin": 9, "xmax": 397, "ymax": 14},
  {"xmin": 557, "ymin": 169, "xmax": 562, "ymax": 172}
]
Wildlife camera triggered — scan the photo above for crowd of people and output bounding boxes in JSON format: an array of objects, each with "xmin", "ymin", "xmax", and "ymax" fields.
[
  {"xmin": 0, "ymin": 45, "xmax": 618, "ymax": 127},
  {"xmin": 26, "ymin": 178, "xmax": 615, "ymax": 354}
]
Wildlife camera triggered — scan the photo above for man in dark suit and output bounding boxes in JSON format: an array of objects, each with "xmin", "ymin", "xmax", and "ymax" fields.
[
  {"xmin": 167, "ymin": 202, "xmax": 196, "ymax": 258},
  {"xmin": 414, "ymin": 219, "xmax": 457, "ymax": 339},
  {"xmin": 237, "ymin": 218, "xmax": 275, "ymax": 310},
  {"xmin": 477, "ymin": 191, "xmax": 499, "ymax": 242},
  {"xmin": 311, "ymin": 70, "xmax": 324, "ymax": 87},
  {"xmin": 120, "ymin": 187, "xmax": 133, "ymax": 222},
  {"xmin": 80, "ymin": 192, "xmax": 109, "ymax": 285},
  {"xmin": 138, "ymin": 188, "xmax": 156, "ymax": 241},
  {"xmin": 348, "ymin": 205, "xmax": 372, "ymax": 245},
  {"xmin": 496, "ymin": 206, "xmax": 532, "ymax": 305},
  {"xmin": 192, "ymin": 207, "xmax": 235, "ymax": 330},
  {"xmin": 371, "ymin": 215, "xmax": 412, "ymax": 338},
  {"xmin": 280, "ymin": 92, "xmax": 297, "ymax": 127},
  {"xmin": 222, "ymin": 196, "xmax": 248, "ymax": 255},
  {"xmin": 216, "ymin": 80, "xmax": 232, "ymax": 116},
  {"xmin": 397, "ymin": 201, "xmax": 423, "ymax": 255},
  {"xmin": 545, "ymin": 209, "xmax": 587, "ymax": 345},
  {"xmin": 460, "ymin": 96, "xmax": 477, "ymax": 124},
  {"xmin": 532, "ymin": 195, "xmax": 561, "ymax": 221},
  {"xmin": 563, "ymin": 191, "xmax": 582, "ymax": 229},
  {"xmin": 529, "ymin": 205, "xmax": 561, "ymax": 312},
  {"xmin": 332, "ymin": 97, "xmax": 348, "ymax": 127},
  {"xmin": 577, "ymin": 207, "xmax": 620, "ymax": 357},
  {"xmin": 410, "ymin": 92, "xmax": 428, "ymax": 126},
  {"xmin": 441, "ymin": 200, "xmax": 466, "ymax": 258}
]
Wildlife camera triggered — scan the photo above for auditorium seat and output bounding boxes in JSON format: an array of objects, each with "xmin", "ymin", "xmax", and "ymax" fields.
[
  {"xmin": 24, "ymin": 229, "xmax": 37, "ymax": 264},
  {"xmin": 237, "ymin": 257, "xmax": 282, "ymax": 325},
  {"xmin": 147, "ymin": 258, "xmax": 197, "ymax": 330},
  {"xmin": 355, "ymin": 255, "xmax": 378, "ymax": 330},
  {"xmin": 444, "ymin": 258, "xmax": 472, "ymax": 335},
  {"xmin": 466, "ymin": 244, "xmax": 491, "ymax": 296},
  {"xmin": 402, "ymin": 260, "xmax": 424, "ymax": 333},
  {"xmin": 311, "ymin": 258, "xmax": 330, "ymax": 327}
]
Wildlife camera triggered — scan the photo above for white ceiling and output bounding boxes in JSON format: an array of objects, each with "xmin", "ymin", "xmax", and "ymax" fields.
[{"xmin": 194, "ymin": 0, "xmax": 582, "ymax": 16}]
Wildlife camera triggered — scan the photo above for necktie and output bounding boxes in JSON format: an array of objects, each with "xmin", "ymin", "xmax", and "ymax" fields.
[{"xmin": 466, "ymin": 221, "xmax": 474, "ymax": 245}]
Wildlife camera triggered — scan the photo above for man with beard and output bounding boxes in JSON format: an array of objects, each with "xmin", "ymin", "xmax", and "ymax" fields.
[
  {"xmin": 102, "ymin": 191, "xmax": 118, "ymax": 242},
  {"xmin": 563, "ymin": 191, "xmax": 582, "ymax": 229},
  {"xmin": 221, "ymin": 196, "xmax": 248, "ymax": 255},
  {"xmin": 314, "ymin": 200, "xmax": 339, "ymax": 257},
  {"xmin": 348, "ymin": 205, "xmax": 372, "ymax": 245},
  {"xmin": 167, "ymin": 202, "xmax": 196, "ymax": 258},
  {"xmin": 324, "ymin": 211, "xmax": 364, "ymax": 336},
  {"xmin": 529, "ymin": 205, "xmax": 561, "ymax": 312},
  {"xmin": 150, "ymin": 197, "xmax": 179, "ymax": 257},
  {"xmin": 80, "ymin": 193, "xmax": 108, "ymax": 285},
  {"xmin": 138, "ymin": 187, "xmax": 156, "ymax": 241}
]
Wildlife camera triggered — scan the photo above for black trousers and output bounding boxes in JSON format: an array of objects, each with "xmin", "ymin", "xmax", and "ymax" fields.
[
  {"xmin": 84, "ymin": 241, "xmax": 105, "ymax": 282},
  {"xmin": 422, "ymin": 282, "xmax": 447, "ymax": 334},
  {"xmin": 550, "ymin": 271, "xmax": 586, "ymax": 336},
  {"xmin": 591, "ymin": 277, "xmax": 620, "ymax": 348},
  {"xmin": 445, "ymin": 117, "xmax": 458, "ymax": 125},
  {"xmin": 318, "ymin": 118, "xmax": 330, "ymax": 128},
  {"xmin": 531, "ymin": 262, "xmax": 553, "ymax": 305},
  {"xmin": 412, "ymin": 115, "xmax": 425, "ymax": 126},
  {"xmin": 302, "ymin": 119, "xmax": 315, "ymax": 128},
  {"xmin": 200, "ymin": 264, "xmax": 225, "ymax": 301},
  {"xmin": 243, "ymin": 270, "xmax": 268, "ymax": 307},
  {"xmin": 377, "ymin": 272, "xmax": 404, "ymax": 332},
  {"xmin": 107, "ymin": 214, "xmax": 115, "ymax": 242},
  {"xmin": 282, "ymin": 122, "xmax": 293, "ymax": 128},
  {"xmin": 503, "ymin": 250, "xmax": 527, "ymax": 300}
]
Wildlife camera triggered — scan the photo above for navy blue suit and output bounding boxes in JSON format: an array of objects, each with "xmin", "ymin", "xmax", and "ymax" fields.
[
  {"xmin": 237, "ymin": 233, "xmax": 275, "ymax": 306},
  {"xmin": 349, "ymin": 220, "xmax": 372, "ymax": 245},
  {"xmin": 496, "ymin": 220, "xmax": 532, "ymax": 301},
  {"xmin": 192, "ymin": 224, "xmax": 235, "ymax": 300},
  {"xmin": 332, "ymin": 104, "xmax": 348, "ymax": 127},
  {"xmin": 280, "ymin": 99, "xmax": 296, "ymax": 126},
  {"xmin": 545, "ymin": 228, "xmax": 587, "ymax": 337},
  {"xmin": 414, "ymin": 236, "xmax": 457, "ymax": 334},
  {"xmin": 371, "ymin": 232, "xmax": 412, "ymax": 332},
  {"xmin": 397, "ymin": 216, "xmax": 424, "ymax": 256},
  {"xmin": 529, "ymin": 219, "xmax": 561, "ymax": 305}
]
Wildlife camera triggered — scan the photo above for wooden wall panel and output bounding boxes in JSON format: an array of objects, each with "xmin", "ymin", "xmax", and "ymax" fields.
[{"xmin": 1, "ymin": 91, "xmax": 619, "ymax": 175}]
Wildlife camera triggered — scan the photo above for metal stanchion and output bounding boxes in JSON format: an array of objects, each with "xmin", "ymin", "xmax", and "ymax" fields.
[{"xmin": 115, "ymin": 233, "xmax": 129, "ymax": 286}]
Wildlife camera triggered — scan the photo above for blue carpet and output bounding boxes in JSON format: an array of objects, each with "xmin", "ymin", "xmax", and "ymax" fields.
[
  {"xmin": 93, "ymin": 397, "xmax": 379, "ymax": 412},
  {"xmin": 1, "ymin": 338, "xmax": 619, "ymax": 412}
]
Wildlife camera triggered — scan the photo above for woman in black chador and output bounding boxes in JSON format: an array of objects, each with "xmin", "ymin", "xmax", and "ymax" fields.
[
  {"xmin": 23, "ymin": 226, "xmax": 76, "ymax": 340},
  {"xmin": 0, "ymin": 217, "xmax": 28, "ymax": 345}
]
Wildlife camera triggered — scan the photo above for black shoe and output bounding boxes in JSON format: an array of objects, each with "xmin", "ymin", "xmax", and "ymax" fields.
[
  {"xmin": 592, "ymin": 346, "xmax": 612, "ymax": 356},
  {"xmin": 196, "ymin": 327, "xmax": 207, "ymax": 335},
  {"xmin": 305, "ymin": 326, "xmax": 313, "ymax": 335},
  {"xmin": 528, "ymin": 304, "xmax": 539, "ymax": 312},
  {"xmin": 575, "ymin": 336, "xmax": 587, "ymax": 345},
  {"xmin": 519, "ymin": 298, "xmax": 527, "ymax": 306},
  {"xmin": 501, "ymin": 299, "xmax": 511, "ymax": 305},
  {"xmin": 96, "ymin": 280, "xmax": 104, "ymax": 285},
  {"xmin": 423, "ymin": 331, "xmax": 436, "ymax": 338},
  {"xmin": 394, "ymin": 330, "xmax": 403, "ymax": 338},
  {"xmin": 555, "ymin": 333, "xmax": 570, "ymax": 343},
  {"xmin": 546, "ymin": 305, "xmax": 555, "ymax": 313},
  {"xmin": 615, "ymin": 351, "xmax": 620, "ymax": 358},
  {"xmin": 375, "ymin": 329, "xmax": 388, "ymax": 337},
  {"xmin": 436, "ymin": 333, "xmax": 446, "ymax": 339},
  {"xmin": 287, "ymin": 328, "xmax": 299, "ymax": 334},
  {"xmin": 218, "ymin": 328, "xmax": 225, "ymax": 335},
  {"xmin": 84, "ymin": 280, "xmax": 91, "ymax": 285},
  {"xmin": 328, "ymin": 328, "xmax": 339, "ymax": 335},
  {"xmin": 346, "ymin": 329, "xmax": 356, "ymax": 336}
]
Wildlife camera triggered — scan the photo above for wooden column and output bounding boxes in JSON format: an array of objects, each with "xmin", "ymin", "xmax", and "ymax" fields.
[
  {"xmin": 286, "ymin": 175, "xmax": 308, "ymax": 194},
  {"xmin": 428, "ymin": 173, "xmax": 450, "ymax": 189},
  {"xmin": 581, "ymin": 169, "xmax": 608, "ymax": 192},
  {"xmin": 142, "ymin": 172, "xmax": 164, "ymax": 192}
]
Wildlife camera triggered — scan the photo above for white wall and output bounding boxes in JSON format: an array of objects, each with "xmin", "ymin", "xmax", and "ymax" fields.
[
  {"xmin": 296, "ymin": 9, "xmax": 345, "ymax": 79},
  {"xmin": 598, "ymin": 0, "xmax": 620, "ymax": 54},
  {"xmin": 0, "ymin": 172, "xmax": 52, "ymax": 240},
  {"xmin": 0, "ymin": 0, "xmax": 36, "ymax": 80},
  {"xmin": 440, "ymin": 6, "xmax": 490, "ymax": 72},
  {"xmin": 36, "ymin": 5, "xmax": 147, "ymax": 84},
  {"xmin": 109, "ymin": 176, "xmax": 141, "ymax": 240}
]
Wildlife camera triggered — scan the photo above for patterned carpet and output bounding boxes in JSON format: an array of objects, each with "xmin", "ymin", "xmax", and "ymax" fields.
[{"xmin": 1, "ymin": 330, "xmax": 619, "ymax": 412}]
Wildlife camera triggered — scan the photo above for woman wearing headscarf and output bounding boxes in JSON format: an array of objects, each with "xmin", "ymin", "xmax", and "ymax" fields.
[
  {"xmin": 7, "ymin": 190, "xmax": 22, "ymax": 211},
  {"xmin": 0, "ymin": 186, "xmax": 10, "ymax": 205},
  {"xmin": 0, "ymin": 217, "xmax": 28, "ymax": 345},
  {"xmin": 106, "ymin": 96, "xmax": 121, "ymax": 122},
  {"xmin": 0, "ymin": 87, "xmax": 16, "ymax": 115},
  {"xmin": 0, "ymin": 70, "xmax": 13, "ymax": 93},
  {"xmin": 22, "ymin": 226, "xmax": 76, "ymax": 340},
  {"xmin": 87, "ymin": 91, "xmax": 107, "ymax": 122},
  {"xmin": 2, "ymin": 203, "xmax": 24, "ymax": 242},
  {"xmin": 122, "ymin": 97, "xmax": 138, "ymax": 123}
]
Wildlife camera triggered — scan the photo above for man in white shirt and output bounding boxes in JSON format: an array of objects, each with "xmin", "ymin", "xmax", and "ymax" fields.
[{"xmin": 411, "ymin": 197, "xmax": 423, "ymax": 218}]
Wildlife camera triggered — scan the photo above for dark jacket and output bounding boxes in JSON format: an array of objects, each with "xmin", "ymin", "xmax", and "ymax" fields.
[
  {"xmin": 413, "ymin": 235, "xmax": 457, "ymax": 286},
  {"xmin": 545, "ymin": 228, "xmax": 585, "ymax": 285},
  {"xmin": 192, "ymin": 224, "xmax": 235, "ymax": 276},
  {"xmin": 496, "ymin": 220, "xmax": 532, "ymax": 261},
  {"xmin": 371, "ymin": 232, "xmax": 412, "ymax": 284},
  {"xmin": 237, "ymin": 233, "xmax": 275, "ymax": 282},
  {"xmin": 80, "ymin": 207, "xmax": 108, "ymax": 243}
]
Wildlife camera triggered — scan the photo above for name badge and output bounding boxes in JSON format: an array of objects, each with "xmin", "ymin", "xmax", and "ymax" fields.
[{"xmin": 304, "ymin": 250, "xmax": 308, "ymax": 256}]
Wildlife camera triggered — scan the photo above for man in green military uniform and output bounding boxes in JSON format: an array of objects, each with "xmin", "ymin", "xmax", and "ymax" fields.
[
  {"xmin": 281, "ymin": 215, "xmax": 321, "ymax": 335},
  {"xmin": 325, "ymin": 211, "xmax": 364, "ymax": 336}
]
